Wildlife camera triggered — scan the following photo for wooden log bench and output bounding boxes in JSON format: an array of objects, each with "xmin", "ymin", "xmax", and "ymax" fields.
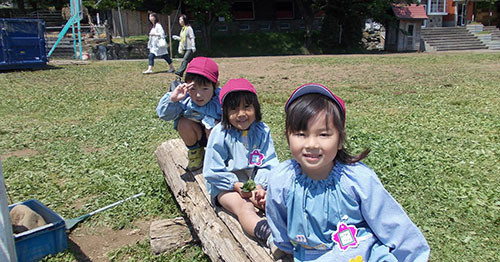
[{"xmin": 155, "ymin": 139, "xmax": 291, "ymax": 262}]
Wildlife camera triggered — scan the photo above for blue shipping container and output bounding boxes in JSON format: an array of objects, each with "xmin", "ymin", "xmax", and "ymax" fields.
[{"xmin": 0, "ymin": 18, "xmax": 48, "ymax": 70}]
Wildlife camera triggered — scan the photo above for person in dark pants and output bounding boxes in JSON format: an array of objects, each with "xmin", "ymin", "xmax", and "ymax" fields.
[
  {"xmin": 143, "ymin": 12, "xmax": 175, "ymax": 74},
  {"xmin": 172, "ymin": 14, "xmax": 196, "ymax": 78}
]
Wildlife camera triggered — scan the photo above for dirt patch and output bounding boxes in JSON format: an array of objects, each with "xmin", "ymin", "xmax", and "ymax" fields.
[
  {"xmin": 49, "ymin": 60, "xmax": 90, "ymax": 66},
  {"xmin": 83, "ymin": 146, "xmax": 104, "ymax": 153},
  {"xmin": 1, "ymin": 149, "xmax": 37, "ymax": 161},
  {"xmin": 67, "ymin": 219, "xmax": 150, "ymax": 261}
]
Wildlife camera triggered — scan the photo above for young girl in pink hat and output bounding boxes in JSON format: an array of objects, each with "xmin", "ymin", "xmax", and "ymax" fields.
[
  {"xmin": 266, "ymin": 83, "xmax": 430, "ymax": 261},
  {"xmin": 203, "ymin": 78, "xmax": 279, "ymax": 248}
]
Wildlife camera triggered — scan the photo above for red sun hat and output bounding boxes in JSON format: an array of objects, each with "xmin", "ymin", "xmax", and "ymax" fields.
[
  {"xmin": 219, "ymin": 78, "xmax": 257, "ymax": 105},
  {"xmin": 285, "ymin": 83, "xmax": 346, "ymax": 125},
  {"xmin": 186, "ymin": 57, "xmax": 219, "ymax": 84}
]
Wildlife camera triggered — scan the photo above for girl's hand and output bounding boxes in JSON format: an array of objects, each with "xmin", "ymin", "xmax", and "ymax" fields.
[
  {"xmin": 254, "ymin": 185, "xmax": 266, "ymax": 209},
  {"xmin": 170, "ymin": 82, "xmax": 193, "ymax": 102},
  {"xmin": 234, "ymin": 182, "xmax": 252, "ymax": 199}
]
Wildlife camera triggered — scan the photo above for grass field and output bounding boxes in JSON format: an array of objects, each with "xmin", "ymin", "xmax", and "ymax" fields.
[{"xmin": 1, "ymin": 52, "xmax": 499, "ymax": 261}]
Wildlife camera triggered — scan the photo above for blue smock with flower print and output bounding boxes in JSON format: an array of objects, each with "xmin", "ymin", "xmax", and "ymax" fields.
[
  {"xmin": 203, "ymin": 121, "xmax": 279, "ymax": 201},
  {"xmin": 266, "ymin": 159, "xmax": 430, "ymax": 262}
]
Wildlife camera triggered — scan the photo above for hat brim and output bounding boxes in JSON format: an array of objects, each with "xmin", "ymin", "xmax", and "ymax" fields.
[{"xmin": 285, "ymin": 84, "xmax": 340, "ymax": 111}]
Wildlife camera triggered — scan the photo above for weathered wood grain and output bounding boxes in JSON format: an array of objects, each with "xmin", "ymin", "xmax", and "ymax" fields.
[
  {"xmin": 155, "ymin": 139, "xmax": 291, "ymax": 262},
  {"xmin": 150, "ymin": 217, "xmax": 193, "ymax": 254}
]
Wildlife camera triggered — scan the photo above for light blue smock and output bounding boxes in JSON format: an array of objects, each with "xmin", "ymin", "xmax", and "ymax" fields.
[
  {"xmin": 203, "ymin": 121, "xmax": 279, "ymax": 201},
  {"xmin": 156, "ymin": 88, "xmax": 221, "ymax": 130},
  {"xmin": 266, "ymin": 160, "xmax": 430, "ymax": 262}
]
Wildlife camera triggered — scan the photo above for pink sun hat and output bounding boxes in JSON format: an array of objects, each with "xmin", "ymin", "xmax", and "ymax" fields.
[
  {"xmin": 285, "ymin": 83, "xmax": 346, "ymax": 124},
  {"xmin": 186, "ymin": 57, "xmax": 219, "ymax": 84},
  {"xmin": 219, "ymin": 78, "xmax": 257, "ymax": 105}
]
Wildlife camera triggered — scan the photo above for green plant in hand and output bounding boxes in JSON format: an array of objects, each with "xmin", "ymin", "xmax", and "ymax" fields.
[{"xmin": 241, "ymin": 179, "xmax": 256, "ymax": 193}]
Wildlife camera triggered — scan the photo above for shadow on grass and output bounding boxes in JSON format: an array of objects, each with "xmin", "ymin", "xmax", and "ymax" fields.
[
  {"xmin": 0, "ymin": 64, "xmax": 62, "ymax": 73},
  {"xmin": 67, "ymin": 238, "xmax": 92, "ymax": 262}
]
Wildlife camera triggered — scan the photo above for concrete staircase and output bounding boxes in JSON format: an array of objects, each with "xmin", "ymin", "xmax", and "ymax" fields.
[
  {"xmin": 421, "ymin": 27, "xmax": 487, "ymax": 51},
  {"xmin": 25, "ymin": 10, "xmax": 65, "ymax": 28},
  {"xmin": 483, "ymin": 26, "xmax": 500, "ymax": 50},
  {"xmin": 21, "ymin": 9, "xmax": 91, "ymax": 58},
  {"xmin": 484, "ymin": 26, "xmax": 500, "ymax": 41},
  {"xmin": 45, "ymin": 34, "xmax": 81, "ymax": 58}
]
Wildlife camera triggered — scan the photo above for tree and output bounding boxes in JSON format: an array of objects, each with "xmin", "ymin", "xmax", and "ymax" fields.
[
  {"xmin": 183, "ymin": 0, "xmax": 232, "ymax": 53},
  {"xmin": 294, "ymin": 0, "xmax": 326, "ymax": 53},
  {"xmin": 318, "ymin": 0, "xmax": 418, "ymax": 53},
  {"xmin": 319, "ymin": 0, "xmax": 374, "ymax": 52},
  {"xmin": 8, "ymin": 0, "xmax": 67, "ymax": 12}
]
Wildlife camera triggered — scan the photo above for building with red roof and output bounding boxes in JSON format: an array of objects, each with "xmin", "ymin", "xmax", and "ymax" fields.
[{"xmin": 385, "ymin": 4, "xmax": 428, "ymax": 51}]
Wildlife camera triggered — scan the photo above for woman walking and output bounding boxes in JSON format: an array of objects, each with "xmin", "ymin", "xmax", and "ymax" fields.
[
  {"xmin": 143, "ymin": 12, "xmax": 175, "ymax": 74},
  {"xmin": 172, "ymin": 14, "xmax": 196, "ymax": 78}
]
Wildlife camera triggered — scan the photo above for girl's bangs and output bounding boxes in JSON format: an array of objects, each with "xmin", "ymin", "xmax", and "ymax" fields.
[
  {"xmin": 224, "ymin": 91, "xmax": 256, "ymax": 108},
  {"xmin": 286, "ymin": 95, "xmax": 336, "ymax": 133}
]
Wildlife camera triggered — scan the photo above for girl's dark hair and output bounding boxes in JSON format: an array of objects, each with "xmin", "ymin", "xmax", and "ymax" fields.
[
  {"xmin": 149, "ymin": 12, "xmax": 159, "ymax": 25},
  {"xmin": 285, "ymin": 94, "xmax": 370, "ymax": 164},
  {"xmin": 185, "ymin": 73, "xmax": 216, "ymax": 89},
  {"xmin": 180, "ymin": 14, "xmax": 190, "ymax": 26},
  {"xmin": 222, "ymin": 91, "xmax": 262, "ymax": 130}
]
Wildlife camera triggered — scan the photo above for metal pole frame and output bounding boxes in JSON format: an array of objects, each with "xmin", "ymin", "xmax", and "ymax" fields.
[
  {"xmin": 117, "ymin": 0, "xmax": 126, "ymax": 43},
  {"xmin": 47, "ymin": 0, "xmax": 82, "ymax": 59}
]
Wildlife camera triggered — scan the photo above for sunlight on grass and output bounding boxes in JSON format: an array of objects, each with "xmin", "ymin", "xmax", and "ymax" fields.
[{"xmin": 1, "ymin": 52, "xmax": 499, "ymax": 261}]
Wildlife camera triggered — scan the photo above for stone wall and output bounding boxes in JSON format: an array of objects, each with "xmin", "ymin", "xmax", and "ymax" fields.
[{"xmin": 362, "ymin": 26, "xmax": 385, "ymax": 51}]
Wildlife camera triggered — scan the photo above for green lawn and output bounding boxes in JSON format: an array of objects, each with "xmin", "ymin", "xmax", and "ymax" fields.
[{"xmin": 1, "ymin": 52, "xmax": 499, "ymax": 261}]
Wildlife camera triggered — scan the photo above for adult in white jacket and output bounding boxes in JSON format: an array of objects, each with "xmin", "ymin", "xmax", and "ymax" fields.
[{"xmin": 143, "ymin": 12, "xmax": 175, "ymax": 74}]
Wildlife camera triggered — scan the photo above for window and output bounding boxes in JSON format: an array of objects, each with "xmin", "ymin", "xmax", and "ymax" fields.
[
  {"xmin": 217, "ymin": 25, "xmax": 228, "ymax": 32},
  {"xmin": 259, "ymin": 23, "xmax": 271, "ymax": 31},
  {"xmin": 279, "ymin": 23, "xmax": 290, "ymax": 30},
  {"xmin": 239, "ymin": 24, "xmax": 250, "ymax": 31},
  {"xmin": 233, "ymin": 1, "xmax": 255, "ymax": 20},
  {"xmin": 407, "ymin": 24, "xmax": 414, "ymax": 36},
  {"xmin": 428, "ymin": 0, "xmax": 445, "ymax": 14},
  {"xmin": 275, "ymin": 1, "xmax": 294, "ymax": 19}
]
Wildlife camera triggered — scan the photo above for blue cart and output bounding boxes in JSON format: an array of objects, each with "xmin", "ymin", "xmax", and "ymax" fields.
[{"xmin": 0, "ymin": 18, "xmax": 48, "ymax": 70}]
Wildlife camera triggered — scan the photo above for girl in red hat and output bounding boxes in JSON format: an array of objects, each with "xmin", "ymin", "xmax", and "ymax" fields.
[{"xmin": 203, "ymin": 78, "xmax": 279, "ymax": 249}]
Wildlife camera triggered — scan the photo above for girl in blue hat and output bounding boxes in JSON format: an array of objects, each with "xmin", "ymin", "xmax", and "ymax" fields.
[
  {"xmin": 266, "ymin": 83, "xmax": 430, "ymax": 261},
  {"xmin": 203, "ymin": 78, "xmax": 279, "ymax": 247}
]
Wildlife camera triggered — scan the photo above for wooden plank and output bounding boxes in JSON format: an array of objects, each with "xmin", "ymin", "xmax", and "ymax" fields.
[
  {"xmin": 155, "ymin": 139, "xmax": 255, "ymax": 262},
  {"xmin": 155, "ymin": 139, "xmax": 292, "ymax": 262},
  {"xmin": 150, "ymin": 217, "xmax": 193, "ymax": 254},
  {"xmin": 192, "ymin": 171, "xmax": 273, "ymax": 261}
]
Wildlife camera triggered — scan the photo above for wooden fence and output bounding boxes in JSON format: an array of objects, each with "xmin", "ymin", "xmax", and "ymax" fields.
[{"xmin": 111, "ymin": 9, "xmax": 181, "ymax": 37}]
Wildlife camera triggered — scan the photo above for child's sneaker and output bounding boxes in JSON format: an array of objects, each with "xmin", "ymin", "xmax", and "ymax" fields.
[
  {"xmin": 187, "ymin": 147, "xmax": 204, "ymax": 171},
  {"xmin": 142, "ymin": 68, "xmax": 153, "ymax": 74}
]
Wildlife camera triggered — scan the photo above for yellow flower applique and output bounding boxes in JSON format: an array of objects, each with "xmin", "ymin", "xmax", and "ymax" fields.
[{"xmin": 349, "ymin": 256, "xmax": 365, "ymax": 262}]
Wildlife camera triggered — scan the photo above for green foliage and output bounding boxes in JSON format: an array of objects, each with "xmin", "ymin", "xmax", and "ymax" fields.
[
  {"xmin": 108, "ymin": 241, "xmax": 209, "ymax": 261},
  {"xmin": 87, "ymin": 0, "xmax": 176, "ymax": 13},
  {"xmin": 319, "ymin": 0, "xmax": 379, "ymax": 52},
  {"xmin": 117, "ymin": 31, "xmax": 312, "ymax": 57},
  {"xmin": 0, "ymin": 52, "xmax": 499, "ymax": 261},
  {"xmin": 319, "ymin": 7, "xmax": 365, "ymax": 53},
  {"xmin": 241, "ymin": 179, "xmax": 256, "ymax": 193},
  {"xmin": 184, "ymin": 0, "xmax": 232, "ymax": 24},
  {"xmin": 192, "ymin": 31, "xmax": 310, "ymax": 57},
  {"xmin": 318, "ymin": 0, "xmax": 421, "ymax": 53},
  {"xmin": 183, "ymin": 0, "xmax": 233, "ymax": 52}
]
